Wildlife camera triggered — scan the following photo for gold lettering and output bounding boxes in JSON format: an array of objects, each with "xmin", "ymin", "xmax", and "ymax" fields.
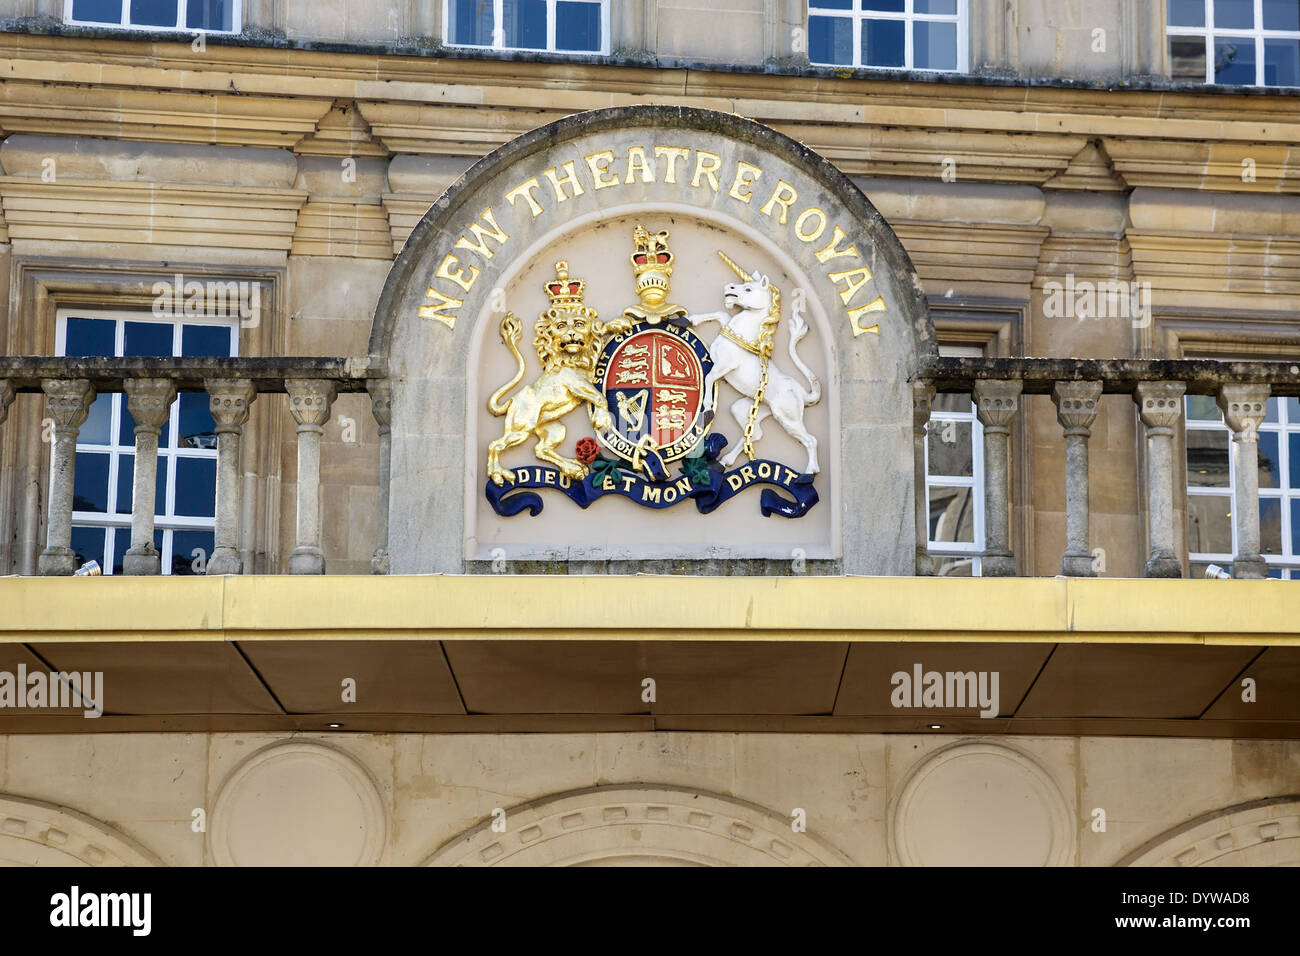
[
  {"xmin": 543, "ymin": 160, "xmax": 587, "ymax": 201},
  {"xmin": 757, "ymin": 461, "xmax": 772, "ymax": 479},
  {"xmin": 815, "ymin": 226, "xmax": 859, "ymax": 265},
  {"xmin": 848, "ymin": 296, "xmax": 886, "ymax": 336},
  {"xmin": 418, "ymin": 286, "xmax": 463, "ymax": 330},
  {"xmin": 621, "ymin": 475, "xmax": 636, "ymax": 492},
  {"xmin": 675, "ymin": 477, "xmax": 693, "ymax": 496},
  {"xmin": 625, "ymin": 146, "xmax": 656, "ymax": 184},
  {"xmin": 584, "ymin": 151, "xmax": 621, "ymax": 190},
  {"xmin": 505, "ymin": 177, "xmax": 545, "ymax": 218},
  {"xmin": 691, "ymin": 150, "xmax": 723, "ymax": 191},
  {"xmin": 544, "ymin": 470, "xmax": 557, "ymax": 485},
  {"xmin": 642, "ymin": 485, "xmax": 662, "ymax": 504},
  {"xmin": 760, "ymin": 179, "xmax": 798, "ymax": 224},
  {"xmin": 828, "ymin": 266, "xmax": 873, "ymax": 305},
  {"xmin": 654, "ymin": 146, "xmax": 690, "ymax": 184},
  {"xmin": 782, "ymin": 467, "xmax": 799, "ymax": 484},
  {"xmin": 726, "ymin": 473, "xmax": 744, "ymax": 491},
  {"xmin": 435, "ymin": 253, "xmax": 480, "ymax": 293},
  {"xmin": 794, "ymin": 207, "xmax": 828, "ymax": 243},
  {"xmin": 740, "ymin": 465, "xmax": 757, "ymax": 483},
  {"xmin": 602, "ymin": 474, "xmax": 616, "ymax": 491},
  {"xmin": 728, "ymin": 160, "xmax": 763, "ymax": 203},
  {"xmin": 454, "ymin": 208, "xmax": 510, "ymax": 260}
]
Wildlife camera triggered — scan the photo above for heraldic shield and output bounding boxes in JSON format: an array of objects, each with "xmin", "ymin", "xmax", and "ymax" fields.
[{"xmin": 483, "ymin": 224, "xmax": 819, "ymax": 519}]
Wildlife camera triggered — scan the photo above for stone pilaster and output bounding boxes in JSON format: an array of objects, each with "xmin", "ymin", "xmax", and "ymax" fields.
[
  {"xmin": 286, "ymin": 379, "xmax": 337, "ymax": 575},
  {"xmin": 122, "ymin": 379, "xmax": 177, "ymax": 575},
  {"xmin": 206, "ymin": 380, "xmax": 256, "ymax": 576},
  {"xmin": 912, "ymin": 382, "xmax": 936, "ymax": 576},
  {"xmin": 1218, "ymin": 384, "xmax": 1271, "ymax": 580},
  {"xmin": 0, "ymin": 381, "xmax": 14, "ymax": 426},
  {"xmin": 367, "ymin": 379, "xmax": 392, "ymax": 576},
  {"xmin": 1052, "ymin": 381, "xmax": 1102, "ymax": 577},
  {"xmin": 1135, "ymin": 381, "xmax": 1187, "ymax": 578},
  {"xmin": 974, "ymin": 380, "xmax": 1021, "ymax": 577},
  {"xmin": 39, "ymin": 379, "xmax": 95, "ymax": 576}
]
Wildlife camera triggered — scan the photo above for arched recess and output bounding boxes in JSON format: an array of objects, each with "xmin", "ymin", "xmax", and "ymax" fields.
[
  {"xmin": 1118, "ymin": 796, "xmax": 1300, "ymax": 867},
  {"xmin": 423, "ymin": 785, "xmax": 857, "ymax": 867},
  {"xmin": 0, "ymin": 794, "xmax": 162, "ymax": 866},
  {"xmin": 369, "ymin": 105, "xmax": 935, "ymax": 574}
]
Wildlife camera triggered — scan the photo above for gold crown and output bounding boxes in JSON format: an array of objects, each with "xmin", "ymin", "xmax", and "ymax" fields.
[
  {"xmin": 631, "ymin": 225, "xmax": 674, "ymax": 277},
  {"xmin": 544, "ymin": 261, "xmax": 586, "ymax": 310}
]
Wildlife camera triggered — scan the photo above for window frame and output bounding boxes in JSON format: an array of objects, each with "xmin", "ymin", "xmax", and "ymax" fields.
[
  {"xmin": 443, "ymin": 0, "xmax": 611, "ymax": 56},
  {"xmin": 62, "ymin": 0, "xmax": 242, "ymax": 34},
  {"xmin": 54, "ymin": 306, "xmax": 239, "ymax": 576},
  {"xmin": 926, "ymin": 343, "xmax": 986, "ymax": 576},
  {"xmin": 1166, "ymin": 0, "xmax": 1300, "ymax": 87},
  {"xmin": 807, "ymin": 0, "xmax": 970, "ymax": 73}
]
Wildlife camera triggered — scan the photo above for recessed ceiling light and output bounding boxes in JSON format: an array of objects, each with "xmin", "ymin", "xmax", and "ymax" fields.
[
  {"xmin": 327, "ymin": 722, "xmax": 343, "ymax": 729},
  {"xmin": 928, "ymin": 724, "xmax": 943, "ymax": 730}
]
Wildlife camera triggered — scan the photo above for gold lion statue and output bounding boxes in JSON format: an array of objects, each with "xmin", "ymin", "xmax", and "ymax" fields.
[{"xmin": 486, "ymin": 261, "xmax": 633, "ymax": 485}]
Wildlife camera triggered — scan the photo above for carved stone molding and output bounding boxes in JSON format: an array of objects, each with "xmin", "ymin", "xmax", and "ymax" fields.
[
  {"xmin": 1119, "ymin": 796, "xmax": 1300, "ymax": 867},
  {"xmin": 0, "ymin": 794, "xmax": 162, "ymax": 867}
]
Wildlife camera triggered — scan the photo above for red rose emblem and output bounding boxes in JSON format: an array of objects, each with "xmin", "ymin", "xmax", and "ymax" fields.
[{"xmin": 575, "ymin": 437, "xmax": 600, "ymax": 464}]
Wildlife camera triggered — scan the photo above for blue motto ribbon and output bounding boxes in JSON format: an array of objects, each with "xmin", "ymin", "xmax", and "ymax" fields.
[{"xmin": 484, "ymin": 454, "xmax": 819, "ymax": 519}]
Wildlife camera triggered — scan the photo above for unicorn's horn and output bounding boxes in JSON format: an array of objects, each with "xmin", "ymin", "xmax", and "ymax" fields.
[{"xmin": 716, "ymin": 250, "xmax": 752, "ymax": 282}]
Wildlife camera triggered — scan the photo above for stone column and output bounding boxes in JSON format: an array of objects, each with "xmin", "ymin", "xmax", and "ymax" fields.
[
  {"xmin": 1218, "ymin": 384, "xmax": 1271, "ymax": 579},
  {"xmin": 0, "ymin": 382, "xmax": 13, "ymax": 427},
  {"xmin": 286, "ymin": 379, "xmax": 337, "ymax": 575},
  {"xmin": 974, "ymin": 380, "xmax": 1022, "ymax": 577},
  {"xmin": 206, "ymin": 379, "xmax": 256, "ymax": 576},
  {"xmin": 367, "ymin": 379, "xmax": 393, "ymax": 575},
  {"xmin": 122, "ymin": 379, "xmax": 177, "ymax": 575},
  {"xmin": 1135, "ymin": 381, "xmax": 1187, "ymax": 578},
  {"xmin": 912, "ymin": 382, "xmax": 936, "ymax": 576},
  {"xmin": 1052, "ymin": 381, "xmax": 1103, "ymax": 577},
  {"xmin": 39, "ymin": 379, "xmax": 95, "ymax": 576}
]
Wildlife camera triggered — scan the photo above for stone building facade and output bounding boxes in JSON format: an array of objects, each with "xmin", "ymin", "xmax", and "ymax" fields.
[{"xmin": 0, "ymin": 0, "xmax": 1296, "ymax": 867}]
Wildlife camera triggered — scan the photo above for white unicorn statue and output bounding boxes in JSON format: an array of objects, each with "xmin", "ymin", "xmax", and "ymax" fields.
[{"xmin": 684, "ymin": 253, "xmax": 822, "ymax": 474}]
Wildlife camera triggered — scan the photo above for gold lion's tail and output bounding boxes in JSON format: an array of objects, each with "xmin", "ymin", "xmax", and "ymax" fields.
[{"xmin": 488, "ymin": 312, "xmax": 526, "ymax": 416}]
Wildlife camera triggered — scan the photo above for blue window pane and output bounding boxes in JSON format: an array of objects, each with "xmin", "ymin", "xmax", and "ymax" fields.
[
  {"xmin": 915, "ymin": 20, "xmax": 957, "ymax": 69},
  {"xmin": 119, "ymin": 398, "xmax": 172, "ymax": 448},
  {"xmin": 1293, "ymin": 503, "xmax": 1300, "ymax": 554},
  {"xmin": 1289, "ymin": 397, "xmax": 1300, "ymax": 420},
  {"xmin": 809, "ymin": 15, "xmax": 854, "ymax": 64},
  {"xmin": 177, "ymin": 393, "xmax": 217, "ymax": 449},
  {"xmin": 124, "ymin": 321, "xmax": 173, "ymax": 357},
  {"xmin": 1186, "ymin": 395, "xmax": 1222, "ymax": 421},
  {"xmin": 114, "ymin": 454, "xmax": 168, "ymax": 516},
  {"xmin": 181, "ymin": 323, "xmax": 231, "ymax": 357},
  {"xmin": 1214, "ymin": 36, "xmax": 1256, "ymax": 84},
  {"xmin": 1265, "ymin": 396, "xmax": 1280, "ymax": 423},
  {"xmin": 450, "ymin": 0, "xmax": 494, "ymax": 45},
  {"xmin": 70, "ymin": 527, "xmax": 107, "ymax": 570},
  {"xmin": 504, "ymin": 0, "xmax": 547, "ymax": 49},
  {"xmin": 1215, "ymin": 0, "xmax": 1255, "ymax": 29},
  {"xmin": 109, "ymin": 529, "xmax": 160, "ymax": 574},
  {"xmin": 73, "ymin": 452, "xmax": 111, "ymax": 513},
  {"xmin": 1264, "ymin": 0, "xmax": 1300, "ymax": 30},
  {"xmin": 71, "ymin": 0, "xmax": 122, "ymax": 23},
  {"xmin": 1290, "ymin": 433, "xmax": 1300, "ymax": 487},
  {"xmin": 864, "ymin": 18, "xmax": 906, "ymax": 67},
  {"xmin": 129, "ymin": 0, "xmax": 178, "ymax": 27},
  {"xmin": 1265, "ymin": 38, "xmax": 1300, "ymax": 87},
  {"xmin": 809, "ymin": 0, "xmax": 852, "ymax": 9},
  {"xmin": 1269, "ymin": 566, "xmax": 1286, "ymax": 579},
  {"xmin": 171, "ymin": 529, "xmax": 214, "ymax": 576},
  {"xmin": 79, "ymin": 394, "xmax": 113, "ymax": 446},
  {"xmin": 1168, "ymin": 0, "xmax": 1206, "ymax": 26},
  {"xmin": 916, "ymin": 0, "xmax": 957, "ymax": 13},
  {"xmin": 174, "ymin": 457, "xmax": 216, "ymax": 518},
  {"xmin": 1259, "ymin": 431, "xmax": 1280, "ymax": 487},
  {"xmin": 863, "ymin": 0, "xmax": 906, "ymax": 10},
  {"xmin": 65, "ymin": 317, "xmax": 116, "ymax": 357},
  {"xmin": 186, "ymin": 0, "xmax": 233, "ymax": 30},
  {"xmin": 555, "ymin": 1, "xmax": 600, "ymax": 52},
  {"xmin": 1260, "ymin": 498, "xmax": 1282, "ymax": 553}
]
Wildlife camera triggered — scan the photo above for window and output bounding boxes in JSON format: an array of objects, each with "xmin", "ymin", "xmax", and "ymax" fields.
[
  {"xmin": 56, "ymin": 309, "xmax": 238, "ymax": 575},
  {"xmin": 64, "ymin": 0, "xmax": 239, "ymax": 32},
  {"xmin": 808, "ymin": 0, "xmax": 967, "ymax": 72},
  {"xmin": 446, "ymin": 0, "xmax": 608, "ymax": 54},
  {"xmin": 925, "ymin": 344, "xmax": 984, "ymax": 576},
  {"xmin": 1167, "ymin": 0, "xmax": 1300, "ymax": 87},
  {"xmin": 1186, "ymin": 394, "xmax": 1300, "ymax": 578}
]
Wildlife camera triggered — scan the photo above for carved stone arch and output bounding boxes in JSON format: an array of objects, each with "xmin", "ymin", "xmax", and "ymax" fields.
[
  {"xmin": 423, "ymin": 785, "xmax": 857, "ymax": 866},
  {"xmin": 1118, "ymin": 795, "xmax": 1300, "ymax": 867},
  {"xmin": 0, "ymin": 794, "xmax": 162, "ymax": 866},
  {"xmin": 370, "ymin": 105, "xmax": 934, "ymax": 574}
]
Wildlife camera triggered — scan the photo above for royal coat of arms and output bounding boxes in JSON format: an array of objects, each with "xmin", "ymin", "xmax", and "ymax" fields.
[{"xmin": 484, "ymin": 224, "xmax": 821, "ymax": 518}]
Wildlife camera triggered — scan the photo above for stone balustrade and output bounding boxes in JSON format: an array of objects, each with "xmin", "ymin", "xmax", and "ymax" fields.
[
  {"xmin": 0, "ymin": 357, "xmax": 382, "ymax": 577},
  {"xmin": 917, "ymin": 357, "xmax": 1300, "ymax": 579}
]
